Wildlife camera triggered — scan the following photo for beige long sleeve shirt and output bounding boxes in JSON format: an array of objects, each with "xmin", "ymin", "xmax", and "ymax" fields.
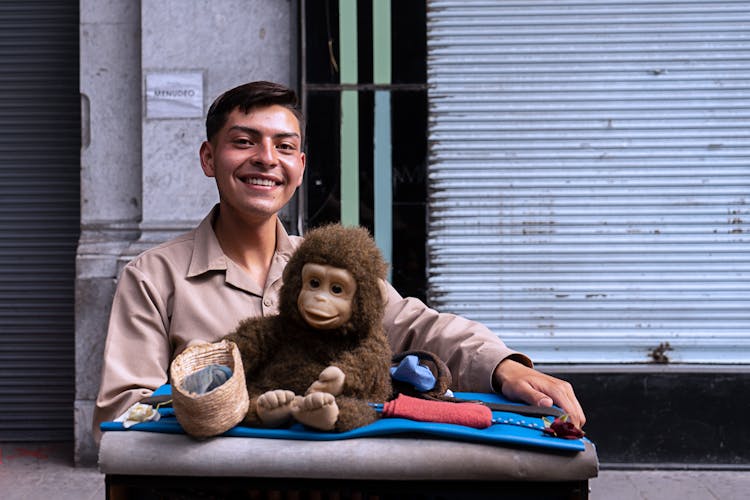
[{"xmin": 92, "ymin": 206, "xmax": 530, "ymax": 441}]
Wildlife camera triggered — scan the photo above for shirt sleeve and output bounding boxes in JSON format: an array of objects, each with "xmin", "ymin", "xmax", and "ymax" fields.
[
  {"xmin": 91, "ymin": 264, "xmax": 172, "ymax": 442},
  {"xmin": 381, "ymin": 281, "xmax": 532, "ymax": 393}
]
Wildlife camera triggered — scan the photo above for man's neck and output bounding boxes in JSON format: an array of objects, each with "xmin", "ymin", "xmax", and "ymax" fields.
[{"xmin": 212, "ymin": 206, "xmax": 278, "ymax": 288}]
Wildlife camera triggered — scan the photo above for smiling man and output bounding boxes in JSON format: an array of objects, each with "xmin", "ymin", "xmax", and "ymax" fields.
[
  {"xmin": 199, "ymin": 90, "xmax": 306, "ymax": 288},
  {"xmin": 93, "ymin": 81, "xmax": 584, "ymax": 441}
]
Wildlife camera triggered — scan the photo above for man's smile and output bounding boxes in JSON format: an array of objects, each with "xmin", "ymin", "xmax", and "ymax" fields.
[{"xmin": 240, "ymin": 175, "xmax": 281, "ymax": 187}]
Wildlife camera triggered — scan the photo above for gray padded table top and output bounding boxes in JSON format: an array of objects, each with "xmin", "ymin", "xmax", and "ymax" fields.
[{"xmin": 99, "ymin": 430, "xmax": 598, "ymax": 482}]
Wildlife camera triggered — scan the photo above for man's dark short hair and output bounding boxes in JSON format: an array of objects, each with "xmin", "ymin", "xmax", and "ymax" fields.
[{"xmin": 205, "ymin": 81, "xmax": 305, "ymax": 144}]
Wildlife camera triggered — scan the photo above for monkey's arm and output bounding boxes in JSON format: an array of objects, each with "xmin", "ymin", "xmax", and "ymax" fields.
[
  {"xmin": 325, "ymin": 334, "xmax": 393, "ymax": 402},
  {"xmin": 222, "ymin": 316, "xmax": 278, "ymax": 376},
  {"xmin": 222, "ymin": 316, "xmax": 294, "ymax": 427}
]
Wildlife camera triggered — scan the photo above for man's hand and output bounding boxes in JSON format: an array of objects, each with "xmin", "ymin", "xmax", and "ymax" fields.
[{"xmin": 493, "ymin": 358, "xmax": 586, "ymax": 428}]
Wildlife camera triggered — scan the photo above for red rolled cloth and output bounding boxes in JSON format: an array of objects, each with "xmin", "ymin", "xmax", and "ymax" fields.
[{"xmin": 382, "ymin": 394, "xmax": 492, "ymax": 429}]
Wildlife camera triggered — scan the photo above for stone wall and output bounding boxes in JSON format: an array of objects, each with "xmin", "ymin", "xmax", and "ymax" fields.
[{"xmin": 75, "ymin": 0, "xmax": 296, "ymax": 464}]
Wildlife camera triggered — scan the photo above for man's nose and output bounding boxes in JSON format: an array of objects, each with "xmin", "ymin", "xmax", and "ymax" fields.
[{"xmin": 254, "ymin": 139, "xmax": 278, "ymax": 166}]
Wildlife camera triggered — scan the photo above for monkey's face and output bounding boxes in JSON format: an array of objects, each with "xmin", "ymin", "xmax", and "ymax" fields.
[{"xmin": 297, "ymin": 263, "xmax": 357, "ymax": 330}]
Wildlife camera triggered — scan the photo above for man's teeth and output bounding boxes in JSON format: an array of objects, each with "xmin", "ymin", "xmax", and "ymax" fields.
[{"xmin": 246, "ymin": 178, "xmax": 275, "ymax": 187}]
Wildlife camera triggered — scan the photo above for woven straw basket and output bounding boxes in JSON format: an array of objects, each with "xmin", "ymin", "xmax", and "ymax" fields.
[{"xmin": 170, "ymin": 340, "xmax": 249, "ymax": 438}]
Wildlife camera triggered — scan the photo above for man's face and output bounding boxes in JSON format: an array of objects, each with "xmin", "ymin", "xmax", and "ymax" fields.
[{"xmin": 200, "ymin": 105, "xmax": 306, "ymax": 222}]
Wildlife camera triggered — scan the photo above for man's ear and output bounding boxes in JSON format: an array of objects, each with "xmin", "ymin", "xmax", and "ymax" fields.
[
  {"xmin": 199, "ymin": 141, "xmax": 215, "ymax": 177},
  {"xmin": 378, "ymin": 279, "xmax": 388, "ymax": 305},
  {"xmin": 296, "ymin": 151, "xmax": 307, "ymax": 188}
]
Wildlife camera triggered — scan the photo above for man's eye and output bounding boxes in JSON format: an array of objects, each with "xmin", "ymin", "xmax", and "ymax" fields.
[
  {"xmin": 309, "ymin": 279, "xmax": 320, "ymax": 289},
  {"xmin": 331, "ymin": 284, "xmax": 343, "ymax": 295},
  {"xmin": 277, "ymin": 143, "xmax": 296, "ymax": 151},
  {"xmin": 234, "ymin": 138, "xmax": 253, "ymax": 147}
]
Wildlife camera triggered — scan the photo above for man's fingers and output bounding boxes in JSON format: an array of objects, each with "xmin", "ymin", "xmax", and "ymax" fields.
[
  {"xmin": 542, "ymin": 383, "xmax": 585, "ymax": 428},
  {"xmin": 495, "ymin": 359, "xmax": 586, "ymax": 428},
  {"xmin": 509, "ymin": 383, "xmax": 549, "ymax": 408},
  {"xmin": 537, "ymin": 395, "xmax": 553, "ymax": 408},
  {"xmin": 528, "ymin": 386, "xmax": 585, "ymax": 428},
  {"xmin": 510, "ymin": 384, "xmax": 557, "ymax": 413}
]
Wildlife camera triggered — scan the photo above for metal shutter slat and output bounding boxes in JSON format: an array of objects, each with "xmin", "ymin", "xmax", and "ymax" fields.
[
  {"xmin": 426, "ymin": 0, "xmax": 750, "ymax": 363},
  {"xmin": 0, "ymin": 1, "xmax": 79, "ymax": 440}
]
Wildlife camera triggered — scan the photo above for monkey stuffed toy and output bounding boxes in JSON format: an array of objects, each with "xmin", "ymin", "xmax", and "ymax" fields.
[{"xmin": 222, "ymin": 224, "xmax": 393, "ymax": 432}]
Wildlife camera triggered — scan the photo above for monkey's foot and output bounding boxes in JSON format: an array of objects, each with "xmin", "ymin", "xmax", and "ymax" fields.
[
  {"xmin": 256, "ymin": 389, "xmax": 296, "ymax": 427},
  {"xmin": 291, "ymin": 392, "xmax": 339, "ymax": 431}
]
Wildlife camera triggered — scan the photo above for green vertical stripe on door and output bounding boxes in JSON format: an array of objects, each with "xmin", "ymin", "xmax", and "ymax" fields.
[
  {"xmin": 339, "ymin": 0, "xmax": 359, "ymax": 226},
  {"xmin": 373, "ymin": 0, "xmax": 392, "ymax": 270}
]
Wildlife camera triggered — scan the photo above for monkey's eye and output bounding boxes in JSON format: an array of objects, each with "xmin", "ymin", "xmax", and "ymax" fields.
[
  {"xmin": 331, "ymin": 284, "xmax": 344, "ymax": 295},
  {"xmin": 309, "ymin": 278, "xmax": 321, "ymax": 289}
]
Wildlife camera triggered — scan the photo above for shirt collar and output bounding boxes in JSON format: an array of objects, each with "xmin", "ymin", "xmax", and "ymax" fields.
[
  {"xmin": 187, "ymin": 204, "xmax": 297, "ymax": 280},
  {"xmin": 187, "ymin": 205, "xmax": 227, "ymax": 278}
]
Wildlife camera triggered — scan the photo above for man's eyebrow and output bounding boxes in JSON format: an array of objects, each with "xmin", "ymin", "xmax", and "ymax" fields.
[{"xmin": 228, "ymin": 125, "xmax": 300, "ymax": 140}]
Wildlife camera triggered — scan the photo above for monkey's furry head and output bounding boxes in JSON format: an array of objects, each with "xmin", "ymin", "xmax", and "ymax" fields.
[{"xmin": 281, "ymin": 224, "xmax": 389, "ymax": 337}]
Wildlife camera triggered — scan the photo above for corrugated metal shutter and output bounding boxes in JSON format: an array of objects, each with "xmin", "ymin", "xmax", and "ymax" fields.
[
  {"xmin": 426, "ymin": 0, "xmax": 750, "ymax": 363},
  {"xmin": 0, "ymin": 3, "xmax": 79, "ymax": 439}
]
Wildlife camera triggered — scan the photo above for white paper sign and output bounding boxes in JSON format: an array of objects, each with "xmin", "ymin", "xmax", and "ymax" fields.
[{"xmin": 146, "ymin": 72, "xmax": 203, "ymax": 119}]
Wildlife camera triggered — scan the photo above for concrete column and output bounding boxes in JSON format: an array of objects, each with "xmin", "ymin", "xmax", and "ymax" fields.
[
  {"xmin": 75, "ymin": 0, "xmax": 296, "ymax": 465},
  {"xmin": 76, "ymin": 0, "xmax": 143, "ymax": 466}
]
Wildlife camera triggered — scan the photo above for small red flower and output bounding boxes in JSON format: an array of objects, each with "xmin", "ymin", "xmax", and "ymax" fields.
[{"xmin": 542, "ymin": 415, "xmax": 585, "ymax": 439}]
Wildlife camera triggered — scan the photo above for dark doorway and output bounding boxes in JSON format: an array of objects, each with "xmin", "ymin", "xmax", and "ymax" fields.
[
  {"xmin": 0, "ymin": 2, "xmax": 80, "ymax": 440},
  {"xmin": 300, "ymin": 0, "xmax": 428, "ymax": 301}
]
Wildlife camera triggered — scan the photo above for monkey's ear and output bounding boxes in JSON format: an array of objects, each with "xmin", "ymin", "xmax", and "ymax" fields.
[{"xmin": 378, "ymin": 279, "xmax": 388, "ymax": 305}]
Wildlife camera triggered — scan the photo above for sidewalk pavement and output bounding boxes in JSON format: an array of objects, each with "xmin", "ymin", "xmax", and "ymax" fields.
[{"xmin": 1, "ymin": 442, "xmax": 748, "ymax": 499}]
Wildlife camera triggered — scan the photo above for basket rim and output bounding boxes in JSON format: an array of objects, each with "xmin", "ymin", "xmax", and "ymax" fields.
[{"xmin": 169, "ymin": 340, "xmax": 249, "ymax": 437}]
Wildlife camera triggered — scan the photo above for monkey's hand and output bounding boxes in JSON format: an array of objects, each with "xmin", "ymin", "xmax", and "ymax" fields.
[
  {"xmin": 291, "ymin": 392, "xmax": 339, "ymax": 431},
  {"xmin": 256, "ymin": 389, "xmax": 296, "ymax": 427},
  {"xmin": 305, "ymin": 366, "xmax": 345, "ymax": 396}
]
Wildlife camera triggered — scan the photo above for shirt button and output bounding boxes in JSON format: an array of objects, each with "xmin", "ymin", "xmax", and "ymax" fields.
[{"xmin": 263, "ymin": 298, "xmax": 273, "ymax": 307}]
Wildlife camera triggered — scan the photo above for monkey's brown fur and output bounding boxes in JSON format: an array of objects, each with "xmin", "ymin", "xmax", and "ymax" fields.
[{"xmin": 223, "ymin": 224, "xmax": 393, "ymax": 432}]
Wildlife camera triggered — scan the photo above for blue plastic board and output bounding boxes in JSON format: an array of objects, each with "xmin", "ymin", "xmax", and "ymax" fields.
[{"xmin": 101, "ymin": 386, "xmax": 586, "ymax": 452}]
